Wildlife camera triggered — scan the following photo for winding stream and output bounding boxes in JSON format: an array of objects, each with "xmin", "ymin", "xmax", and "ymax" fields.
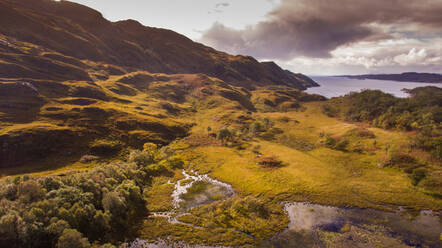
[
  {"xmin": 150, "ymin": 169, "xmax": 234, "ymax": 226},
  {"xmin": 126, "ymin": 171, "xmax": 441, "ymax": 248},
  {"xmin": 171, "ymin": 169, "xmax": 234, "ymax": 209}
]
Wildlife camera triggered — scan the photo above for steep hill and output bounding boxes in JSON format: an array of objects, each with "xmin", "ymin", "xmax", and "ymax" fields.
[{"xmin": 0, "ymin": 0, "xmax": 318, "ymax": 89}]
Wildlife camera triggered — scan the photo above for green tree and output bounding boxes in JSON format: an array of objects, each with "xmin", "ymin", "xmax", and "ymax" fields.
[
  {"xmin": 57, "ymin": 229, "xmax": 90, "ymax": 248},
  {"xmin": 102, "ymin": 192, "xmax": 126, "ymax": 217},
  {"xmin": 18, "ymin": 180, "xmax": 45, "ymax": 203},
  {"xmin": 0, "ymin": 211, "xmax": 21, "ymax": 245},
  {"xmin": 129, "ymin": 150, "xmax": 153, "ymax": 166}
]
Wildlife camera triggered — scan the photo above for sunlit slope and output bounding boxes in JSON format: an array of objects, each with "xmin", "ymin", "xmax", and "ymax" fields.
[
  {"xmin": 182, "ymin": 102, "xmax": 441, "ymax": 210},
  {"xmin": 0, "ymin": 0, "xmax": 318, "ymax": 89}
]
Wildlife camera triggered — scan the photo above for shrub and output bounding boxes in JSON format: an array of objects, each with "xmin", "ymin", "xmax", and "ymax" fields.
[
  {"xmin": 278, "ymin": 134, "xmax": 315, "ymax": 151},
  {"xmin": 217, "ymin": 128, "xmax": 232, "ymax": 142},
  {"xmin": 18, "ymin": 180, "xmax": 45, "ymax": 203},
  {"xmin": 410, "ymin": 168, "xmax": 426, "ymax": 186},
  {"xmin": 322, "ymin": 103, "xmax": 339, "ymax": 117},
  {"xmin": 345, "ymin": 128, "xmax": 376, "ymax": 139},
  {"xmin": 161, "ymin": 156, "xmax": 184, "ymax": 169},
  {"xmin": 324, "ymin": 136, "xmax": 348, "ymax": 151},
  {"xmin": 142, "ymin": 142, "xmax": 158, "ymax": 152},
  {"xmin": 89, "ymin": 140, "xmax": 121, "ymax": 156},
  {"xmin": 260, "ymin": 127, "xmax": 283, "ymax": 141},
  {"xmin": 249, "ymin": 121, "xmax": 263, "ymax": 135},
  {"xmin": 258, "ymin": 157, "xmax": 283, "ymax": 167},
  {"xmin": 387, "ymin": 152, "xmax": 416, "ymax": 166},
  {"xmin": 57, "ymin": 229, "xmax": 90, "ymax": 248},
  {"xmin": 128, "ymin": 150, "xmax": 154, "ymax": 166}
]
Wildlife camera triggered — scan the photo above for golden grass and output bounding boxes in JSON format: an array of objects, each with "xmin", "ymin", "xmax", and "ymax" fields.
[{"xmin": 182, "ymin": 102, "xmax": 441, "ymax": 210}]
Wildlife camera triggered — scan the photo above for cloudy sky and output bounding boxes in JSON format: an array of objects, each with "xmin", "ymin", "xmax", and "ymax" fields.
[{"xmin": 69, "ymin": 0, "xmax": 442, "ymax": 75}]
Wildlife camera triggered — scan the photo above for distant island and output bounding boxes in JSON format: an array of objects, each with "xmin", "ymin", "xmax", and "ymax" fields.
[{"xmin": 340, "ymin": 72, "xmax": 442, "ymax": 83}]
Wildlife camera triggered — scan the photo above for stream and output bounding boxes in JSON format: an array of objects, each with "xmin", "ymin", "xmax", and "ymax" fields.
[
  {"xmin": 150, "ymin": 169, "xmax": 234, "ymax": 226},
  {"xmin": 125, "ymin": 171, "xmax": 441, "ymax": 248}
]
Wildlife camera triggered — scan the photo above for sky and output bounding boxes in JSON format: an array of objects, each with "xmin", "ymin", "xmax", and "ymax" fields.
[{"xmin": 68, "ymin": 0, "xmax": 442, "ymax": 76}]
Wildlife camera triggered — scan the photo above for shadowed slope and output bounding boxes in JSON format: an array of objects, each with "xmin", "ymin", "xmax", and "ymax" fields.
[{"xmin": 0, "ymin": 0, "xmax": 318, "ymax": 89}]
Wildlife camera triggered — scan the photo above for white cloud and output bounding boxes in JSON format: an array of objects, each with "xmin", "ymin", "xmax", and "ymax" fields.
[{"xmin": 279, "ymin": 37, "xmax": 442, "ymax": 75}]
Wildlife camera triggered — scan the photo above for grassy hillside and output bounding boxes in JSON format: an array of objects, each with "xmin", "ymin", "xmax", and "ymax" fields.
[
  {"xmin": 0, "ymin": 0, "xmax": 318, "ymax": 89},
  {"xmin": 0, "ymin": 1, "xmax": 440, "ymax": 247},
  {"xmin": 1, "ymin": 86, "xmax": 440, "ymax": 246}
]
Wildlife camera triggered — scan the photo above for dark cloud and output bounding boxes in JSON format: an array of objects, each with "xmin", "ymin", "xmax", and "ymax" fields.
[
  {"xmin": 215, "ymin": 2, "xmax": 229, "ymax": 8},
  {"xmin": 201, "ymin": 0, "xmax": 442, "ymax": 60}
]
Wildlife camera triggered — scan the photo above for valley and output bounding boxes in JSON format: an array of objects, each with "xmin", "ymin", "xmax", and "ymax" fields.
[{"xmin": 0, "ymin": 0, "xmax": 440, "ymax": 247}]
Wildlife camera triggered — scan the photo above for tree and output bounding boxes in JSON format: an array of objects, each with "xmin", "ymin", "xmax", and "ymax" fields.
[
  {"xmin": 217, "ymin": 128, "xmax": 232, "ymax": 144},
  {"xmin": 45, "ymin": 219, "xmax": 70, "ymax": 238},
  {"xmin": 18, "ymin": 180, "xmax": 45, "ymax": 203},
  {"xmin": 102, "ymin": 192, "xmax": 126, "ymax": 217},
  {"xmin": 128, "ymin": 150, "xmax": 153, "ymax": 166},
  {"xmin": 57, "ymin": 229, "xmax": 90, "ymax": 248},
  {"xmin": 0, "ymin": 211, "xmax": 21, "ymax": 245}
]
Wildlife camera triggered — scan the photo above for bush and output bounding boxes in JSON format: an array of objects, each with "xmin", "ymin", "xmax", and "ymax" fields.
[
  {"xmin": 57, "ymin": 229, "xmax": 90, "ymax": 248},
  {"xmin": 324, "ymin": 136, "xmax": 348, "ymax": 151},
  {"xmin": 322, "ymin": 103, "xmax": 339, "ymax": 117},
  {"xmin": 128, "ymin": 150, "xmax": 154, "ymax": 166},
  {"xmin": 249, "ymin": 121, "xmax": 263, "ymax": 135},
  {"xmin": 18, "ymin": 180, "xmax": 45, "ymax": 203},
  {"xmin": 161, "ymin": 156, "xmax": 184, "ymax": 169},
  {"xmin": 89, "ymin": 140, "xmax": 122, "ymax": 156},
  {"xmin": 278, "ymin": 134, "xmax": 315, "ymax": 151},
  {"xmin": 260, "ymin": 127, "xmax": 283, "ymax": 141},
  {"xmin": 410, "ymin": 168, "xmax": 426, "ymax": 186},
  {"xmin": 344, "ymin": 128, "xmax": 375, "ymax": 139},
  {"xmin": 258, "ymin": 157, "xmax": 283, "ymax": 167},
  {"xmin": 217, "ymin": 128, "xmax": 232, "ymax": 142}
]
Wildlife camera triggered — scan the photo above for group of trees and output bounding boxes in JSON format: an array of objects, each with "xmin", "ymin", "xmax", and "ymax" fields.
[
  {"xmin": 214, "ymin": 117, "xmax": 284, "ymax": 146},
  {"xmin": 323, "ymin": 87, "xmax": 441, "ymax": 159},
  {"xmin": 0, "ymin": 143, "xmax": 184, "ymax": 248}
]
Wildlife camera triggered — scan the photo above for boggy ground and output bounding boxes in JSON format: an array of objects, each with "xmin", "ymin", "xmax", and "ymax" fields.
[
  {"xmin": 0, "ymin": 77, "xmax": 440, "ymax": 246},
  {"xmin": 135, "ymin": 99, "xmax": 440, "ymax": 246}
]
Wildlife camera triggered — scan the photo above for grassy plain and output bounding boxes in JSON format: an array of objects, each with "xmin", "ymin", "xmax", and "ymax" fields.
[{"xmin": 181, "ymin": 102, "xmax": 440, "ymax": 210}]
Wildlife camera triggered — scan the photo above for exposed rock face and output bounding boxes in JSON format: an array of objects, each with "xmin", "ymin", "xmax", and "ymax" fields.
[{"xmin": 0, "ymin": 0, "xmax": 318, "ymax": 89}]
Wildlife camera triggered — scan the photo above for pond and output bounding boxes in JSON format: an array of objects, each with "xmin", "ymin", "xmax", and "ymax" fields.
[
  {"xmin": 262, "ymin": 202, "xmax": 441, "ymax": 248},
  {"xmin": 149, "ymin": 170, "xmax": 234, "ymax": 226},
  {"xmin": 125, "ymin": 172, "xmax": 441, "ymax": 248}
]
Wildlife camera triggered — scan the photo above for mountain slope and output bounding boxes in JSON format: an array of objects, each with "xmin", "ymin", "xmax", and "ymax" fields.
[{"xmin": 0, "ymin": 0, "xmax": 318, "ymax": 89}]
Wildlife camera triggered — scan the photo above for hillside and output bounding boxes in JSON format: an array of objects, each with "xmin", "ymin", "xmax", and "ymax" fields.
[
  {"xmin": 0, "ymin": 0, "xmax": 318, "ymax": 89},
  {"xmin": 0, "ymin": 1, "xmax": 441, "ymax": 248},
  {"xmin": 343, "ymin": 72, "xmax": 442, "ymax": 83},
  {"xmin": 0, "ymin": 0, "xmax": 321, "ymax": 169}
]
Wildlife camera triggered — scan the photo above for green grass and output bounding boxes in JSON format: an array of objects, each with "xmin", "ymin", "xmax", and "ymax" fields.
[
  {"xmin": 181, "ymin": 102, "xmax": 441, "ymax": 210},
  {"xmin": 1, "ymin": 69, "xmax": 440, "ymax": 247},
  {"xmin": 144, "ymin": 176, "xmax": 175, "ymax": 212}
]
